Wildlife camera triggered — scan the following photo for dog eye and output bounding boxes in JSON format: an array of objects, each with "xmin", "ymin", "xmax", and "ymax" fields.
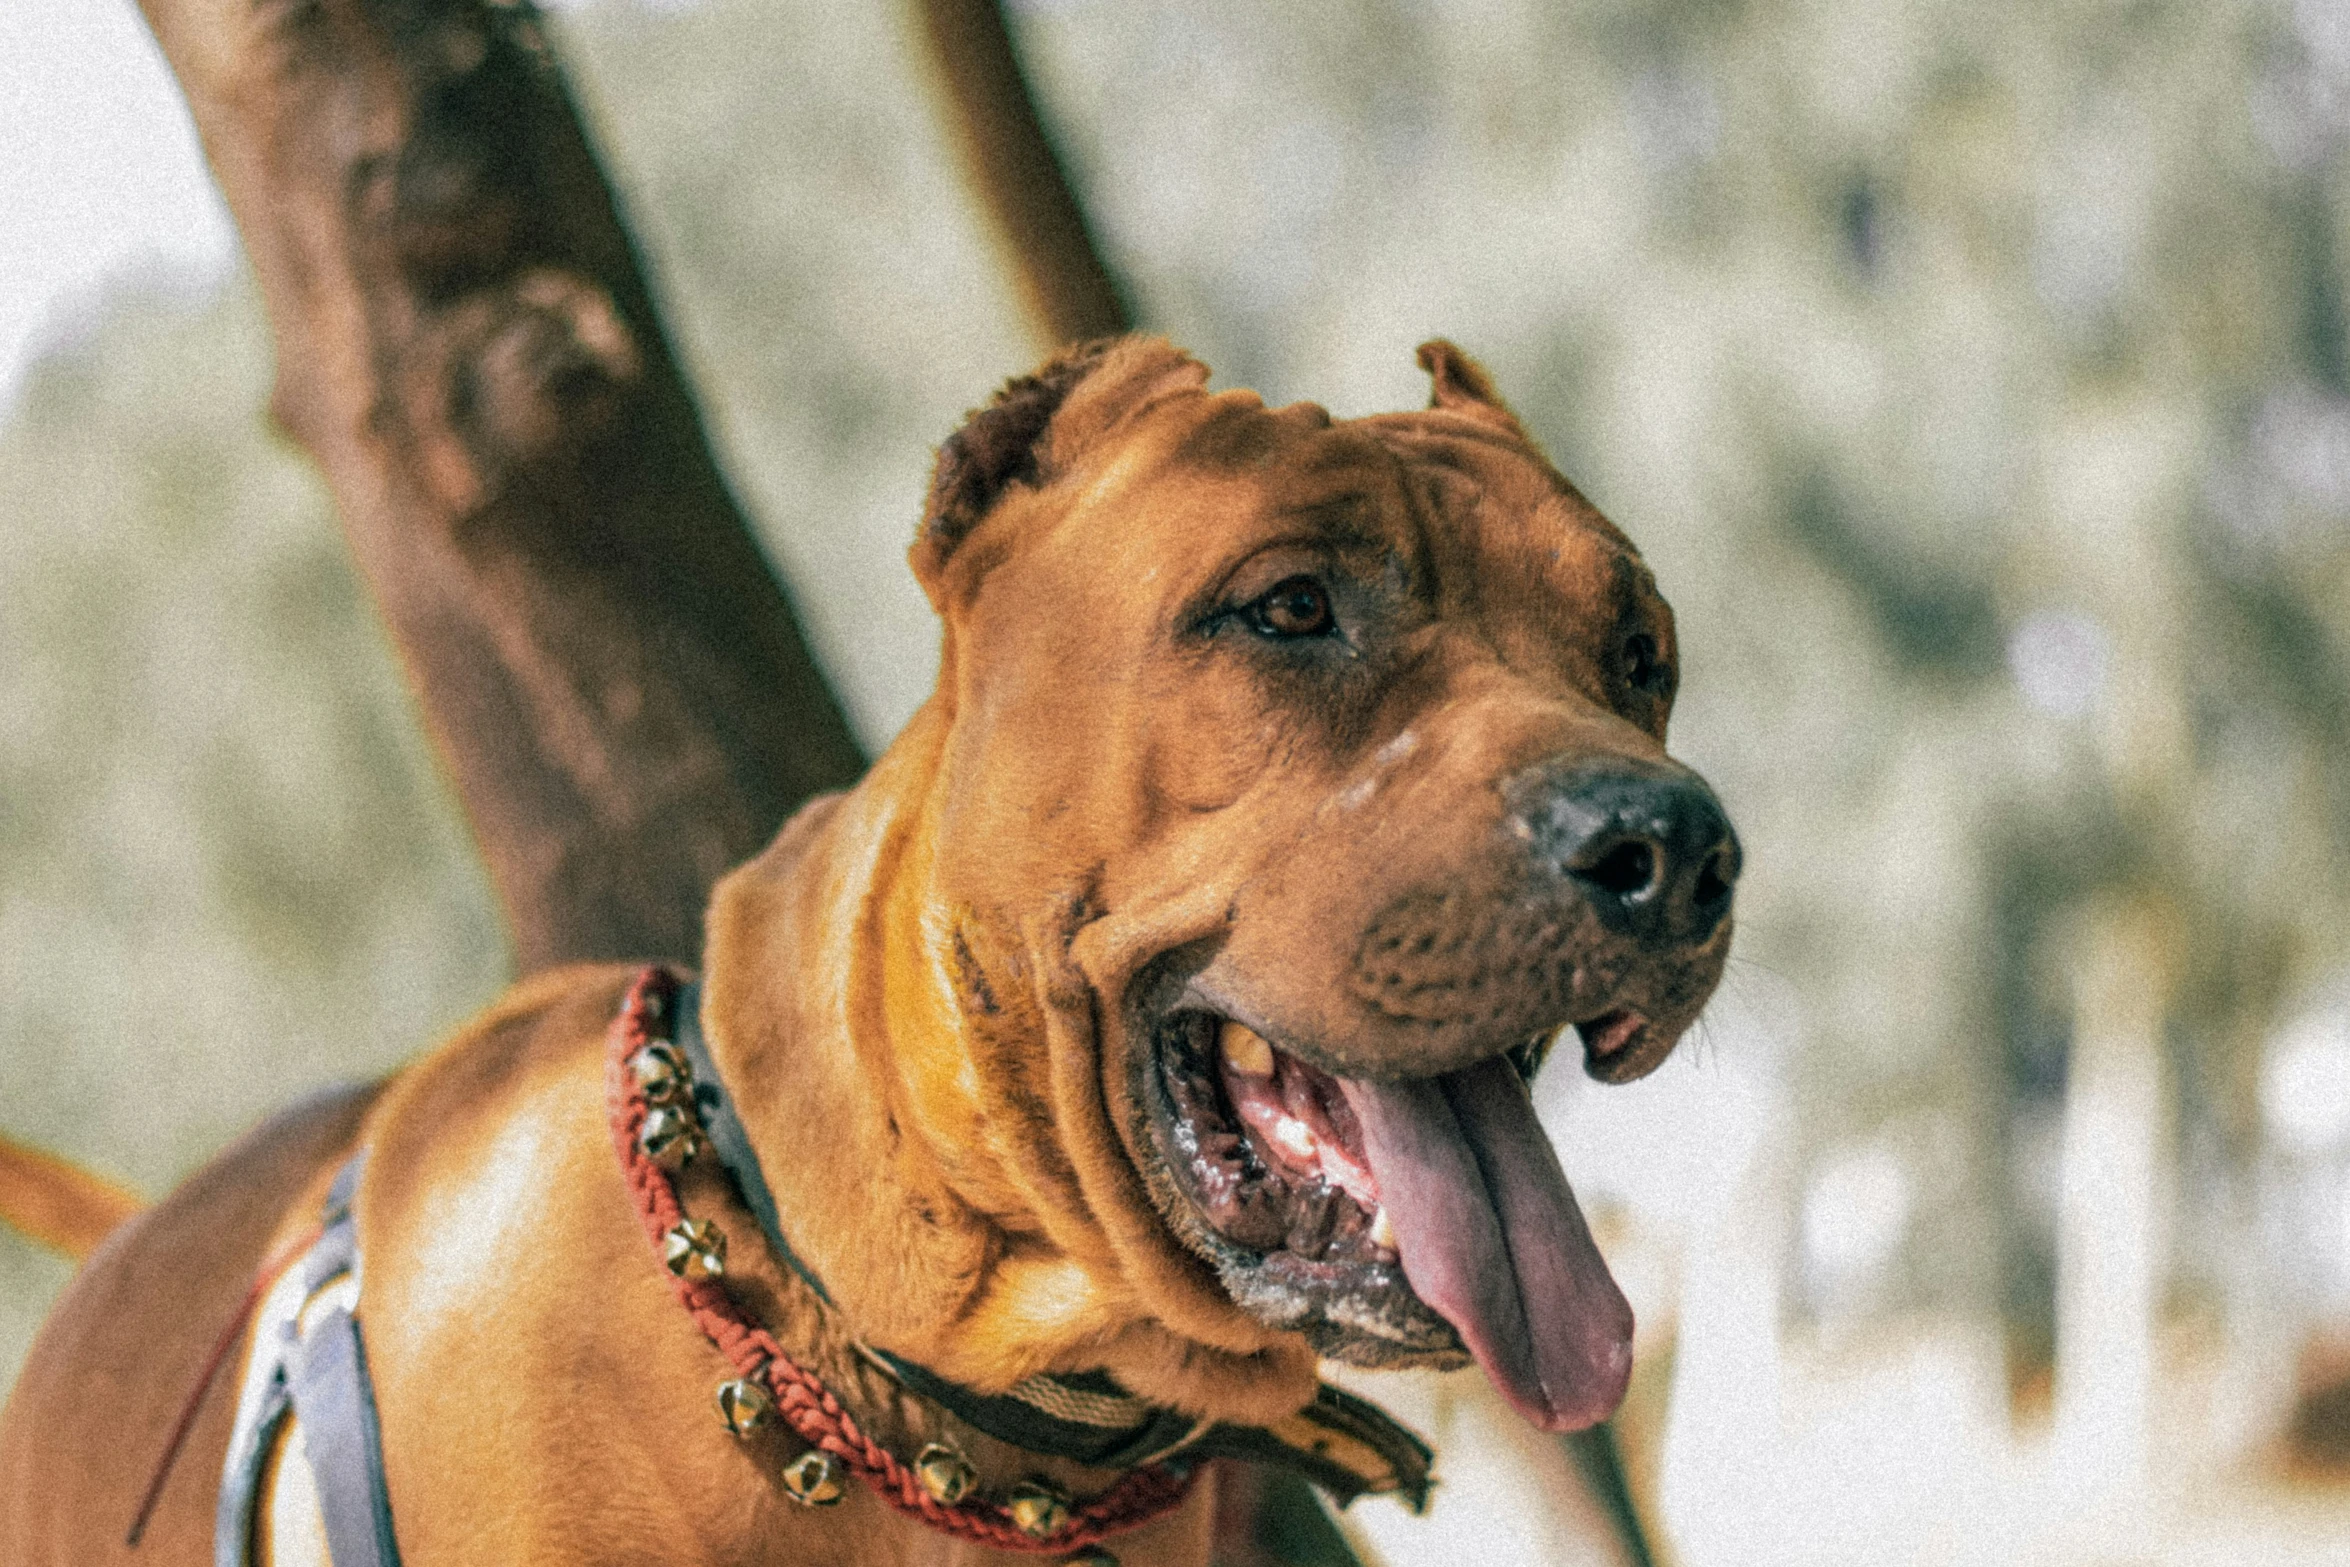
[
  {"xmin": 1624, "ymin": 632, "xmax": 1672, "ymax": 695},
  {"xmin": 1247, "ymin": 576, "xmax": 1336, "ymax": 639}
]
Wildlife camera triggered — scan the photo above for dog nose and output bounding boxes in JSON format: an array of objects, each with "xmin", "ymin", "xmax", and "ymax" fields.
[{"xmin": 1515, "ymin": 763, "xmax": 1740, "ymax": 947}]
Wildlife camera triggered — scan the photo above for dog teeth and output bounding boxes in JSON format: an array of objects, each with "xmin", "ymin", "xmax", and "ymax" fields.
[
  {"xmin": 1368, "ymin": 1205, "xmax": 1397, "ymax": 1251},
  {"xmin": 1219, "ymin": 1020, "xmax": 1276, "ymax": 1077},
  {"xmin": 1270, "ymin": 1115, "xmax": 1319, "ymax": 1162}
]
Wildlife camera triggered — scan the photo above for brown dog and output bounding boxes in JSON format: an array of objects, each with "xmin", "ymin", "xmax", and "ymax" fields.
[{"xmin": 0, "ymin": 336, "xmax": 1736, "ymax": 1565}]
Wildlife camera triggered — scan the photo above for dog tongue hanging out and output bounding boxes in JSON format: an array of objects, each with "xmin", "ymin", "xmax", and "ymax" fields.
[
  {"xmin": 705, "ymin": 333, "xmax": 1742, "ymax": 1437},
  {"xmin": 1215, "ymin": 1024, "xmax": 1638, "ymax": 1430},
  {"xmin": 2, "ymin": 334, "xmax": 1739, "ymax": 1565}
]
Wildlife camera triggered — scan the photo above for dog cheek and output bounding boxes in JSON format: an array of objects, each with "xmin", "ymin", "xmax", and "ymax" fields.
[
  {"xmin": 1033, "ymin": 912, "xmax": 1304, "ymax": 1365},
  {"xmin": 1136, "ymin": 670, "xmax": 1289, "ymax": 815},
  {"xmin": 949, "ymin": 911, "xmax": 1117, "ymax": 1263}
]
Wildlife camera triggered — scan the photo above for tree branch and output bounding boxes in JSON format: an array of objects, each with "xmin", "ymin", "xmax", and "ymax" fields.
[
  {"xmin": 912, "ymin": 0, "xmax": 1134, "ymax": 345},
  {"xmin": 137, "ymin": 0, "xmax": 867, "ymax": 971}
]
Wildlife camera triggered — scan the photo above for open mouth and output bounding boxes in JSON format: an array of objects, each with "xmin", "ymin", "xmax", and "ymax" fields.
[{"xmin": 1145, "ymin": 1005, "xmax": 1646, "ymax": 1432}]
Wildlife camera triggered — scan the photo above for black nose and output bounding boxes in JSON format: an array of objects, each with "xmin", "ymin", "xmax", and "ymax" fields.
[{"xmin": 1512, "ymin": 761, "xmax": 1741, "ymax": 947}]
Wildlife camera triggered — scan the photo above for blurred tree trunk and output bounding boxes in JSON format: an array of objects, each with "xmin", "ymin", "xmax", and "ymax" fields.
[
  {"xmin": 137, "ymin": 0, "xmax": 865, "ymax": 972},
  {"xmin": 133, "ymin": 0, "xmax": 1138, "ymax": 976}
]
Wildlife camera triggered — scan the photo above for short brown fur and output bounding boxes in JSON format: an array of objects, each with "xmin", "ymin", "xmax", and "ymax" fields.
[{"xmin": 0, "ymin": 338, "xmax": 1715, "ymax": 1565}]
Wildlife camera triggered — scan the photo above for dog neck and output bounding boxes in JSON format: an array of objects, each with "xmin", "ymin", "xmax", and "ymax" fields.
[{"xmin": 700, "ymin": 700, "xmax": 1317, "ymax": 1424}]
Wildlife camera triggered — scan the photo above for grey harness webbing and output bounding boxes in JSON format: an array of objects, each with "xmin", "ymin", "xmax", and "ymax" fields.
[{"xmin": 214, "ymin": 1153, "xmax": 402, "ymax": 1567}]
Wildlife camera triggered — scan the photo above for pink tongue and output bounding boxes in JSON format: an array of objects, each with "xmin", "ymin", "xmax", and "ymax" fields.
[{"xmin": 1339, "ymin": 1056, "xmax": 1634, "ymax": 1432}]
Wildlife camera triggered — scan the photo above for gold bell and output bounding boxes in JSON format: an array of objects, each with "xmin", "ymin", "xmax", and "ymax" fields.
[
  {"xmin": 781, "ymin": 1448, "xmax": 846, "ymax": 1506},
  {"xmin": 914, "ymin": 1443, "xmax": 976, "ymax": 1506},
  {"xmin": 639, "ymin": 1105, "xmax": 704, "ymax": 1169},
  {"xmin": 628, "ymin": 1040, "xmax": 694, "ymax": 1106},
  {"xmin": 714, "ymin": 1376, "xmax": 772, "ymax": 1437},
  {"xmin": 1005, "ymin": 1479, "xmax": 1072, "ymax": 1539},
  {"xmin": 663, "ymin": 1218, "xmax": 726, "ymax": 1280}
]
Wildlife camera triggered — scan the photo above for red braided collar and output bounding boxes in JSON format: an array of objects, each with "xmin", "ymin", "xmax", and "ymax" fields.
[{"xmin": 606, "ymin": 965, "xmax": 1197, "ymax": 1553}]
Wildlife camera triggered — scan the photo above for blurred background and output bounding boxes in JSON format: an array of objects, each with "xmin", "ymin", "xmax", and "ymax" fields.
[{"xmin": 6, "ymin": 0, "xmax": 2350, "ymax": 1560}]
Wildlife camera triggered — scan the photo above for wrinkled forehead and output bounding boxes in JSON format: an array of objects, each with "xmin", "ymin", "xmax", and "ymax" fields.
[
  {"xmin": 1350, "ymin": 409, "xmax": 1636, "ymax": 563},
  {"xmin": 1045, "ymin": 388, "xmax": 1634, "ymax": 594},
  {"xmin": 1075, "ymin": 391, "xmax": 1393, "ymax": 525}
]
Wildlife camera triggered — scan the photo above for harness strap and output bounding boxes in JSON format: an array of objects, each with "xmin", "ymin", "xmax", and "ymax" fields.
[
  {"xmin": 291, "ymin": 1306, "xmax": 400, "ymax": 1567},
  {"xmin": 213, "ymin": 1154, "xmax": 403, "ymax": 1567}
]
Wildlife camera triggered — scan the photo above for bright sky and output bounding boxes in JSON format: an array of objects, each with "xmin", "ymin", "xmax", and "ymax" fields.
[
  {"xmin": 0, "ymin": 1, "xmax": 679, "ymax": 415},
  {"xmin": 0, "ymin": 0, "xmax": 238, "ymax": 413}
]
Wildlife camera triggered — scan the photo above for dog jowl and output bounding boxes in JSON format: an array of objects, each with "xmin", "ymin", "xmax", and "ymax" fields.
[{"xmin": 844, "ymin": 335, "xmax": 1740, "ymax": 1436}]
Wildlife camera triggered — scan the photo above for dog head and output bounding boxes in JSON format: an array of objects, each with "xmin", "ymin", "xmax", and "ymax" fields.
[
  {"xmin": 713, "ymin": 337, "xmax": 1737, "ymax": 1432},
  {"xmin": 893, "ymin": 337, "xmax": 1738, "ymax": 1431}
]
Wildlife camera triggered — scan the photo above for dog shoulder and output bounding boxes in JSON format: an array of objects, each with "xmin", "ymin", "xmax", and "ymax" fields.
[
  {"xmin": 341, "ymin": 966, "xmax": 684, "ymax": 1538},
  {"xmin": 358, "ymin": 962, "xmax": 643, "ymax": 1249}
]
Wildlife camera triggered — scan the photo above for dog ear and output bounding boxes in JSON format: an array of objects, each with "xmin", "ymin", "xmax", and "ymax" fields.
[
  {"xmin": 914, "ymin": 336, "xmax": 1207, "ymax": 605},
  {"xmin": 918, "ymin": 338, "xmax": 1116, "ymax": 583},
  {"xmin": 1415, "ymin": 339, "xmax": 1530, "ymax": 440}
]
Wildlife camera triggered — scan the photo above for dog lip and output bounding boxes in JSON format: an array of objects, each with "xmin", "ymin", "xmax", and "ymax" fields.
[
  {"xmin": 1573, "ymin": 1007, "xmax": 1647, "ymax": 1063},
  {"xmin": 1181, "ymin": 976, "xmax": 1656, "ymax": 1092},
  {"xmin": 1175, "ymin": 983, "xmax": 1554, "ymax": 1088},
  {"xmin": 1184, "ymin": 986, "xmax": 1607, "ymax": 1099}
]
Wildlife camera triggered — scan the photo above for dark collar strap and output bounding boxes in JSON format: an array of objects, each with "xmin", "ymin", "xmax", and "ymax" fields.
[
  {"xmin": 861, "ymin": 1348, "xmax": 1206, "ymax": 1472},
  {"xmin": 672, "ymin": 985, "xmax": 833, "ymax": 1305},
  {"xmin": 1189, "ymin": 1384, "xmax": 1433, "ymax": 1511},
  {"xmin": 671, "ymin": 982, "xmax": 1432, "ymax": 1510}
]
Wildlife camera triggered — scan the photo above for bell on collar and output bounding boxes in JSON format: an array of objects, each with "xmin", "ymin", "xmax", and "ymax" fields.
[
  {"xmin": 714, "ymin": 1375, "xmax": 773, "ymax": 1437},
  {"xmin": 639, "ymin": 1105, "xmax": 705, "ymax": 1169},
  {"xmin": 628, "ymin": 1041, "xmax": 694, "ymax": 1106},
  {"xmin": 1005, "ymin": 1479, "xmax": 1072, "ymax": 1539},
  {"xmin": 782, "ymin": 1448, "xmax": 846, "ymax": 1507},
  {"xmin": 663, "ymin": 1219, "xmax": 727, "ymax": 1280},
  {"xmin": 914, "ymin": 1443, "xmax": 977, "ymax": 1506}
]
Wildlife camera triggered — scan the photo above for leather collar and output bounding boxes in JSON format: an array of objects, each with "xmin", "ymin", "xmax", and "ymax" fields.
[{"xmin": 620, "ymin": 967, "xmax": 1431, "ymax": 1532}]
